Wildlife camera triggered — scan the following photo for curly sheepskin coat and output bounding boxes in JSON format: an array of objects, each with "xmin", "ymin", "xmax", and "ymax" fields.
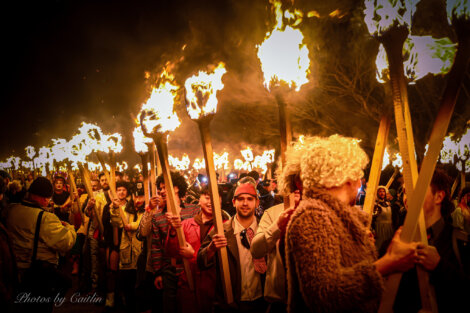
[{"xmin": 285, "ymin": 190, "xmax": 384, "ymax": 313}]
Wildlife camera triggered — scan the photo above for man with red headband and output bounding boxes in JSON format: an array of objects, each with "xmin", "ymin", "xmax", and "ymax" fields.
[{"xmin": 198, "ymin": 182, "xmax": 267, "ymax": 313}]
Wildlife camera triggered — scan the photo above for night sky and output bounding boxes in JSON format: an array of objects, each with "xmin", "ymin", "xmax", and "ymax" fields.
[
  {"xmin": 1, "ymin": 0, "xmax": 275, "ymax": 164},
  {"xmin": 2, "ymin": 0, "xmax": 469, "ymax": 168}
]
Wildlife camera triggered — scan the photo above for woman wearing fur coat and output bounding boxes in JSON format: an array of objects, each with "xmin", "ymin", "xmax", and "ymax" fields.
[{"xmin": 284, "ymin": 135, "xmax": 419, "ymax": 313}]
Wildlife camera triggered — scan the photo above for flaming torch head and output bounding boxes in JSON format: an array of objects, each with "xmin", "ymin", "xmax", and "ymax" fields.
[
  {"xmin": 257, "ymin": 0, "xmax": 310, "ymax": 91},
  {"xmin": 404, "ymin": 35, "xmax": 457, "ymax": 82},
  {"xmin": 7, "ymin": 156, "xmax": 21, "ymax": 170},
  {"xmin": 382, "ymin": 147, "xmax": 391, "ymax": 171},
  {"xmin": 363, "ymin": 0, "xmax": 418, "ymax": 37},
  {"xmin": 68, "ymin": 134, "xmax": 92, "ymax": 165},
  {"xmin": 51, "ymin": 138, "xmax": 70, "ymax": 163},
  {"xmin": 25, "ymin": 146, "xmax": 36, "ymax": 159},
  {"xmin": 392, "ymin": 152, "xmax": 403, "ymax": 171},
  {"xmin": 77, "ymin": 122, "xmax": 106, "ymax": 152},
  {"xmin": 447, "ymin": 0, "xmax": 469, "ymax": 24},
  {"xmin": 140, "ymin": 69, "xmax": 180, "ymax": 136},
  {"xmin": 185, "ymin": 62, "xmax": 227, "ymax": 121},
  {"xmin": 105, "ymin": 133, "xmax": 123, "ymax": 154},
  {"xmin": 241, "ymin": 147, "xmax": 254, "ymax": 162},
  {"xmin": 193, "ymin": 158, "xmax": 206, "ymax": 171},
  {"xmin": 375, "ymin": 35, "xmax": 456, "ymax": 83},
  {"xmin": 133, "ymin": 126, "xmax": 152, "ymax": 154}
]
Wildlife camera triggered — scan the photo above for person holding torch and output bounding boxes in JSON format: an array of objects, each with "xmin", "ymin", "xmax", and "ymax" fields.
[
  {"xmin": 284, "ymin": 135, "xmax": 421, "ymax": 313},
  {"xmin": 80, "ymin": 178, "xmax": 107, "ymax": 296},
  {"xmin": 143, "ymin": 171, "xmax": 199, "ymax": 313},
  {"xmin": 249, "ymin": 138, "xmax": 304, "ymax": 313},
  {"xmin": 165, "ymin": 185, "xmax": 230, "ymax": 313}
]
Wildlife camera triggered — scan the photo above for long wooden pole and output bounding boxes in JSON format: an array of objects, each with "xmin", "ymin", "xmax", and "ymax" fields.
[
  {"xmin": 274, "ymin": 88, "xmax": 295, "ymax": 209},
  {"xmin": 154, "ymin": 134, "xmax": 194, "ymax": 290},
  {"xmin": 363, "ymin": 116, "xmax": 391, "ymax": 219},
  {"xmin": 140, "ymin": 153, "xmax": 150, "ymax": 206},
  {"xmin": 197, "ymin": 118, "xmax": 234, "ymax": 304},
  {"xmin": 379, "ymin": 18, "xmax": 470, "ymax": 311},
  {"xmin": 147, "ymin": 143, "xmax": 158, "ymax": 197},
  {"xmin": 110, "ymin": 151, "xmax": 117, "ymax": 192},
  {"xmin": 378, "ymin": 26, "xmax": 437, "ymax": 313},
  {"xmin": 96, "ymin": 152, "xmax": 131, "ymax": 241},
  {"xmin": 364, "ymin": 116, "xmax": 391, "ymax": 220},
  {"xmin": 96, "ymin": 152, "xmax": 116, "ymax": 199},
  {"xmin": 460, "ymin": 165, "xmax": 466, "ymax": 192},
  {"xmin": 385, "ymin": 167, "xmax": 400, "ymax": 190},
  {"xmin": 400, "ymin": 17, "xmax": 470, "ymax": 250},
  {"xmin": 78, "ymin": 163, "xmax": 104, "ymax": 236},
  {"xmin": 67, "ymin": 163, "xmax": 84, "ymax": 225}
]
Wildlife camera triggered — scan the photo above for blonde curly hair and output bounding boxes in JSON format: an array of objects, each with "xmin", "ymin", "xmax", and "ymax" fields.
[
  {"xmin": 276, "ymin": 136, "xmax": 314, "ymax": 195},
  {"xmin": 300, "ymin": 134, "xmax": 369, "ymax": 190},
  {"xmin": 276, "ymin": 135, "xmax": 368, "ymax": 194}
]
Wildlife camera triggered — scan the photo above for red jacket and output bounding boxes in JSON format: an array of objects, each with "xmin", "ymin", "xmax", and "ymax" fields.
[{"xmin": 165, "ymin": 216, "xmax": 217, "ymax": 311}]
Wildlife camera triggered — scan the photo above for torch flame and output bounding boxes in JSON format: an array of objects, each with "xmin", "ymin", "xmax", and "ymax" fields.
[
  {"xmin": 382, "ymin": 147, "xmax": 391, "ymax": 170},
  {"xmin": 105, "ymin": 133, "xmax": 123, "ymax": 153},
  {"xmin": 234, "ymin": 158, "xmax": 252, "ymax": 171},
  {"xmin": 447, "ymin": 0, "xmax": 470, "ymax": 24},
  {"xmin": 404, "ymin": 36, "xmax": 456, "ymax": 82},
  {"xmin": 25, "ymin": 146, "xmax": 36, "ymax": 159},
  {"xmin": 375, "ymin": 35, "xmax": 457, "ymax": 83},
  {"xmin": 185, "ymin": 62, "xmax": 227, "ymax": 119},
  {"xmin": 234, "ymin": 159, "xmax": 244, "ymax": 170},
  {"xmin": 36, "ymin": 147, "xmax": 54, "ymax": 175},
  {"xmin": 134, "ymin": 163, "xmax": 142, "ymax": 172},
  {"xmin": 375, "ymin": 44, "xmax": 389, "ymax": 83},
  {"xmin": 193, "ymin": 158, "xmax": 206, "ymax": 170},
  {"xmin": 363, "ymin": 0, "xmax": 418, "ymax": 36},
  {"xmin": 7, "ymin": 156, "xmax": 21, "ymax": 170},
  {"xmin": 140, "ymin": 69, "xmax": 180, "ymax": 134},
  {"xmin": 438, "ymin": 125, "xmax": 470, "ymax": 171},
  {"xmin": 76, "ymin": 122, "xmax": 106, "ymax": 152},
  {"xmin": 22, "ymin": 161, "xmax": 34, "ymax": 170},
  {"xmin": 214, "ymin": 152, "xmax": 229, "ymax": 170},
  {"xmin": 133, "ymin": 126, "xmax": 152, "ymax": 154},
  {"xmin": 169, "ymin": 154, "xmax": 191, "ymax": 171},
  {"xmin": 392, "ymin": 152, "xmax": 403, "ymax": 171},
  {"xmin": 241, "ymin": 147, "xmax": 254, "ymax": 162},
  {"xmin": 68, "ymin": 134, "xmax": 92, "ymax": 164},
  {"xmin": 117, "ymin": 161, "xmax": 128, "ymax": 172},
  {"xmin": 51, "ymin": 138, "xmax": 70, "ymax": 162},
  {"xmin": 253, "ymin": 149, "xmax": 275, "ymax": 172},
  {"xmin": 257, "ymin": 0, "xmax": 310, "ymax": 91},
  {"xmin": 88, "ymin": 162, "xmax": 109, "ymax": 172}
]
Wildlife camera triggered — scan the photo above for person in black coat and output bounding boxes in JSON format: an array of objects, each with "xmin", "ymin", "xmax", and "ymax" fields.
[{"xmin": 394, "ymin": 169, "xmax": 470, "ymax": 312}]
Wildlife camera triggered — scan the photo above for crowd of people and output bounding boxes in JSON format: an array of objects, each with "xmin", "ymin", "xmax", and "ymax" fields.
[{"xmin": 1, "ymin": 135, "xmax": 469, "ymax": 313}]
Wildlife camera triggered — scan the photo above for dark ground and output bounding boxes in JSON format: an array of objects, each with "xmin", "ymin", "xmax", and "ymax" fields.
[{"xmin": 53, "ymin": 259, "xmax": 122, "ymax": 313}]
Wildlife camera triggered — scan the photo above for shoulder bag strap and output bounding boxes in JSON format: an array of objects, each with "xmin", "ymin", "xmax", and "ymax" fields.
[{"xmin": 31, "ymin": 210, "xmax": 44, "ymax": 262}]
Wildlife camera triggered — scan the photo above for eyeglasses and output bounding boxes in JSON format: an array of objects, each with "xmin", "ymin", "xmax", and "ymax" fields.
[{"xmin": 240, "ymin": 229, "xmax": 250, "ymax": 250}]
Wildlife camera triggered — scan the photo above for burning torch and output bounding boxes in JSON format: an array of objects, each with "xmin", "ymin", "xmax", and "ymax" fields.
[
  {"xmin": 365, "ymin": 1, "xmax": 470, "ymax": 312},
  {"xmin": 133, "ymin": 125, "xmax": 152, "ymax": 206},
  {"xmin": 184, "ymin": 62, "xmax": 233, "ymax": 303},
  {"xmin": 257, "ymin": 0, "xmax": 310, "ymax": 209},
  {"xmin": 139, "ymin": 69, "xmax": 194, "ymax": 290},
  {"xmin": 68, "ymin": 135, "xmax": 105, "ymax": 237},
  {"xmin": 364, "ymin": 1, "xmax": 436, "ymax": 311},
  {"xmin": 25, "ymin": 146, "xmax": 36, "ymax": 177},
  {"xmin": 439, "ymin": 128, "xmax": 470, "ymax": 195}
]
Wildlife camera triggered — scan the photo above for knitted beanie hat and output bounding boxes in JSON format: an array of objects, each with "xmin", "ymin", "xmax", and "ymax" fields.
[{"xmin": 28, "ymin": 177, "xmax": 53, "ymax": 198}]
